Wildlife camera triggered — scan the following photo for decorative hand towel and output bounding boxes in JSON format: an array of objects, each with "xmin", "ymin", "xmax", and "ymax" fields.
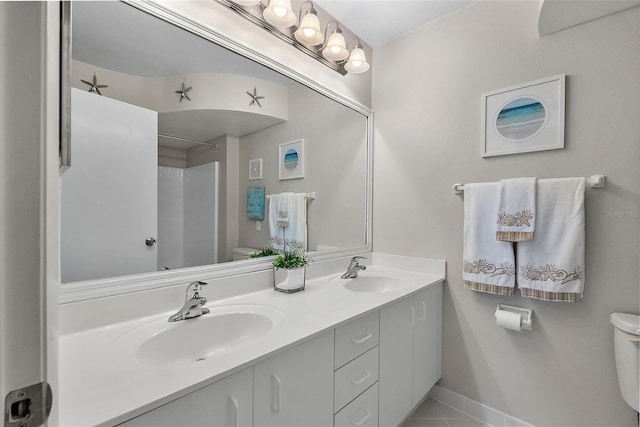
[
  {"xmin": 268, "ymin": 193, "xmax": 293, "ymax": 250},
  {"xmin": 463, "ymin": 183, "xmax": 516, "ymax": 295},
  {"xmin": 518, "ymin": 178, "xmax": 585, "ymax": 302},
  {"xmin": 284, "ymin": 193, "xmax": 308, "ymax": 251},
  {"xmin": 268, "ymin": 193, "xmax": 307, "ymax": 250},
  {"xmin": 496, "ymin": 177, "xmax": 536, "ymax": 242}
]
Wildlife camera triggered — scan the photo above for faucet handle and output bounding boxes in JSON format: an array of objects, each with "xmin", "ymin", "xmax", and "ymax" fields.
[
  {"xmin": 186, "ymin": 281, "xmax": 208, "ymax": 298},
  {"xmin": 351, "ymin": 256, "xmax": 367, "ymax": 263}
]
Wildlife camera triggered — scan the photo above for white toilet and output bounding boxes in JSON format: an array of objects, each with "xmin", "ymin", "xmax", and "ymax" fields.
[
  {"xmin": 232, "ymin": 247, "xmax": 260, "ymax": 261},
  {"xmin": 610, "ymin": 312, "xmax": 640, "ymax": 413}
]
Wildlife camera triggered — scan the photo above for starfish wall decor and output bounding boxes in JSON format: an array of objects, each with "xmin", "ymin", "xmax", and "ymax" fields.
[
  {"xmin": 175, "ymin": 82, "xmax": 192, "ymax": 103},
  {"xmin": 247, "ymin": 87, "xmax": 265, "ymax": 108},
  {"xmin": 81, "ymin": 73, "xmax": 108, "ymax": 95}
]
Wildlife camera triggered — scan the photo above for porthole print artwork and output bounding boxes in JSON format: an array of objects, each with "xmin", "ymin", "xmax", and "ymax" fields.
[
  {"xmin": 278, "ymin": 139, "xmax": 305, "ymax": 180},
  {"xmin": 482, "ymin": 75, "xmax": 565, "ymax": 157}
]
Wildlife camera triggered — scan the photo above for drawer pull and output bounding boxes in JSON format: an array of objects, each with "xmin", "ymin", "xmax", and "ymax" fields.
[
  {"xmin": 351, "ymin": 371, "xmax": 372, "ymax": 385},
  {"xmin": 228, "ymin": 396, "xmax": 239, "ymax": 427},
  {"xmin": 351, "ymin": 332, "xmax": 373, "ymax": 344},
  {"xmin": 409, "ymin": 306, "xmax": 416, "ymax": 328},
  {"xmin": 351, "ymin": 409, "xmax": 372, "ymax": 426},
  {"xmin": 271, "ymin": 374, "xmax": 281, "ymax": 413}
]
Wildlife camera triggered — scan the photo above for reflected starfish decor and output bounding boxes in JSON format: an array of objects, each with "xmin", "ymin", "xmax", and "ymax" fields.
[
  {"xmin": 81, "ymin": 73, "xmax": 108, "ymax": 95},
  {"xmin": 246, "ymin": 87, "xmax": 265, "ymax": 108},
  {"xmin": 175, "ymin": 82, "xmax": 192, "ymax": 103}
]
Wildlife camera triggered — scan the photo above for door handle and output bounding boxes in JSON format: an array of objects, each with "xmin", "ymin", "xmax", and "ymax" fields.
[{"xmin": 271, "ymin": 374, "xmax": 281, "ymax": 413}]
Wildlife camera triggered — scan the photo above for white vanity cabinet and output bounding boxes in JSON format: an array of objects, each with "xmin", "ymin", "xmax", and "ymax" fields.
[
  {"xmin": 117, "ymin": 366, "xmax": 253, "ymax": 427},
  {"xmin": 379, "ymin": 282, "xmax": 443, "ymax": 427},
  {"xmin": 253, "ymin": 331, "xmax": 334, "ymax": 427}
]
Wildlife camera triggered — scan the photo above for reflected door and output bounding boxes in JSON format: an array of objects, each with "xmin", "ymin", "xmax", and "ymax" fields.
[{"xmin": 61, "ymin": 88, "xmax": 158, "ymax": 282}]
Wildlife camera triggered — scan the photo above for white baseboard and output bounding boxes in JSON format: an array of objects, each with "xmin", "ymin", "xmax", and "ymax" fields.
[{"xmin": 430, "ymin": 385, "xmax": 535, "ymax": 427}]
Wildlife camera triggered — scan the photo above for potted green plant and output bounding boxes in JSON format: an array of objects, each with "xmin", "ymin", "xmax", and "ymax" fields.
[{"xmin": 272, "ymin": 247, "xmax": 311, "ymax": 293}]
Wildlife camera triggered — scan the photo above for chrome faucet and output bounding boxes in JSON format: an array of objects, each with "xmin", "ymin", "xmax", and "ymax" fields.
[
  {"xmin": 168, "ymin": 281, "xmax": 210, "ymax": 322},
  {"xmin": 341, "ymin": 256, "xmax": 367, "ymax": 279}
]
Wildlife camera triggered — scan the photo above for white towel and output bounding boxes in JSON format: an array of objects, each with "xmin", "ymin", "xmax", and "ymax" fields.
[
  {"xmin": 463, "ymin": 183, "xmax": 516, "ymax": 295},
  {"xmin": 496, "ymin": 177, "xmax": 536, "ymax": 242},
  {"xmin": 518, "ymin": 178, "xmax": 585, "ymax": 302},
  {"xmin": 268, "ymin": 193, "xmax": 307, "ymax": 250}
]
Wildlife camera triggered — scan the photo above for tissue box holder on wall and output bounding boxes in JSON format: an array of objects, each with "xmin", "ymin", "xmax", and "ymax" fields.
[{"xmin": 274, "ymin": 266, "xmax": 306, "ymax": 293}]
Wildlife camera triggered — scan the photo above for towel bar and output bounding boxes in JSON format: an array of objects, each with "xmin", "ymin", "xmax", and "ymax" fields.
[
  {"xmin": 266, "ymin": 192, "xmax": 316, "ymax": 199},
  {"xmin": 452, "ymin": 175, "xmax": 605, "ymax": 194}
]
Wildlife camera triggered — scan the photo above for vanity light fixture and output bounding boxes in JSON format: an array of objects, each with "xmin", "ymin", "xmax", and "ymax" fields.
[
  {"xmin": 294, "ymin": 1, "xmax": 323, "ymax": 46},
  {"xmin": 344, "ymin": 39, "xmax": 370, "ymax": 74},
  {"xmin": 222, "ymin": 0, "xmax": 370, "ymax": 75},
  {"xmin": 263, "ymin": 0, "xmax": 297, "ymax": 28},
  {"xmin": 321, "ymin": 21, "xmax": 349, "ymax": 62}
]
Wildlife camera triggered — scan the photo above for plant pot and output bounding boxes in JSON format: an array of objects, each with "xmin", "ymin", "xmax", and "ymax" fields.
[{"xmin": 273, "ymin": 266, "xmax": 306, "ymax": 293}]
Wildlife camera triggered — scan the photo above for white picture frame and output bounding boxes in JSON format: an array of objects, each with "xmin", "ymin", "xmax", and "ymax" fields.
[
  {"xmin": 249, "ymin": 158, "xmax": 262, "ymax": 180},
  {"xmin": 481, "ymin": 74, "xmax": 565, "ymax": 157},
  {"xmin": 278, "ymin": 139, "xmax": 305, "ymax": 180}
]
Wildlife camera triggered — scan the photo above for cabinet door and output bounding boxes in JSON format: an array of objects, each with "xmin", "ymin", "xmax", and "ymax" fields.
[
  {"xmin": 412, "ymin": 282, "xmax": 443, "ymax": 406},
  {"xmin": 379, "ymin": 297, "xmax": 414, "ymax": 427},
  {"xmin": 118, "ymin": 366, "xmax": 253, "ymax": 427},
  {"xmin": 254, "ymin": 331, "xmax": 334, "ymax": 427}
]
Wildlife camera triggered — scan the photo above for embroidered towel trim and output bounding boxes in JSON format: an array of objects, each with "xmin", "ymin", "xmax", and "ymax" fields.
[
  {"xmin": 463, "ymin": 183, "xmax": 516, "ymax": 296},
  {"xmin": 496, "ymin": 177, "xmax": 536, "ymax": 242},
  {"xmin": 517, "ymin": 178, "xmax": 585, "ymax": 303}
]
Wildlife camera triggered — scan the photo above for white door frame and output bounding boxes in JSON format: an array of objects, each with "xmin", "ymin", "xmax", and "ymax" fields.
[{"xmin": 0, "ymin": 2, "xmax": 60, "ymax": 426}]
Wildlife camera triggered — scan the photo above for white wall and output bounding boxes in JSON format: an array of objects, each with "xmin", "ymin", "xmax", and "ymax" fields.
[{"xmin": 372, "ymin": 2, "xmax": 640, "ymax": 426}]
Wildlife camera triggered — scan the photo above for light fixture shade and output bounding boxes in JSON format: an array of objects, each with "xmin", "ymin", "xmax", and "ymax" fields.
[
  {"xmin": 294, "ymin": 12, "xmax": 324, "ymax": 46},
  {"xmin": 232, "ymin": 0, "xmax": 260, "ymax": 6},
  {"xmin": 345, "ymin": 47, "xmax": 370, "ymax": 73},
  {"xmin": 322, "ymin": 32, "xmax": 349, "ymax": 61},
  {"xmin": 263, "ymin": 0, "xmax": 296, "ymax": 28}
]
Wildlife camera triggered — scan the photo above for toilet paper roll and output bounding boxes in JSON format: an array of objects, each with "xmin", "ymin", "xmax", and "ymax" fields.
[{"xmin": 495, "ymin": 310, "xmax": 522, "ymax": 331}]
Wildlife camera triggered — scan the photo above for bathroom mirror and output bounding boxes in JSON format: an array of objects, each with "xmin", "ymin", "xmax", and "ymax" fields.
[{"xmin": 60, "ymin": 1, "xmax": 371, "ymax": 292}]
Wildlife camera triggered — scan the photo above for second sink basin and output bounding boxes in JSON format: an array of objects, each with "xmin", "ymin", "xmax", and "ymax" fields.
[
  {"xmin": 116, "ymin": 304, "xmax": 282, "ymax": 366},
  {"xmin": 330, "ymin": 267, "xmax": 413, "ymax": 293}
]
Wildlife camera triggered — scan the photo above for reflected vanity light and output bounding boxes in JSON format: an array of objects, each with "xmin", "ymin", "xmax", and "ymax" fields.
[{"xmin": 223, "ymin": 0, "xmax": 370, "ymax": 75}]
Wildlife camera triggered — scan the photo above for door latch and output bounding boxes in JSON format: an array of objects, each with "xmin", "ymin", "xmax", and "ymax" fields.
[{"xmin": 5, "ymin": 382, "xmax": 52, "ymax": 427}]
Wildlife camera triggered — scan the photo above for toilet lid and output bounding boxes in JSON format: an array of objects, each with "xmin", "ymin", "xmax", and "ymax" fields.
[{"xmin": 610, "ymin": 312, "xmax": 640, "ymax": 335}]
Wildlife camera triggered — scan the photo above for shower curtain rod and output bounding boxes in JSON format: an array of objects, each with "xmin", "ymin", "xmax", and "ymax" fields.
[
  {"xmin": 158, "ymin": 133, "xmax": 219, "ymax": 147},
  {"xmin": 452, "ymin": 175, "xmax": 606, "ymax": 194}
]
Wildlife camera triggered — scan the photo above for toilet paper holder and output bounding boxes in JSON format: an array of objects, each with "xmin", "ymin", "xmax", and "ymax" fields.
[{"xmin": 495, "ymin": 304, "xmax": 533, "ymax": 331}]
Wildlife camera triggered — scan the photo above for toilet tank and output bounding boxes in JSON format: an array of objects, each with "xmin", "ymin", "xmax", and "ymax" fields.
[
  {"xmin": 610, "ymin": 312, "xmax": 640, "ymax": 412},
  {"xmin": 232, "ymin": 247, "xmax": 259, "ymax": 261}
]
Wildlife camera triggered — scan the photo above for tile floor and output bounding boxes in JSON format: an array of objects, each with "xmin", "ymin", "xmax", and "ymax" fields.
[{"xmin": 402, "ymin": 398, "xmax": 492, "ymax": 427}]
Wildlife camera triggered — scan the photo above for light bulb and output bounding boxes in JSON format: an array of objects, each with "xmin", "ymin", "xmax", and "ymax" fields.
[
  {"xmin": 345, "ymin": 47, "xmax": 369, "ymax": 73},
  {"xmin": 294, "ymin": 11, "xmax": 323, "ymax": 46},
  {"xmin": 263, "ymin": 0, "xmax": 296, "ymax": 27},
  {"xmin": 322, "ymin": 31, "xmax": 348, "ymax": 62}
]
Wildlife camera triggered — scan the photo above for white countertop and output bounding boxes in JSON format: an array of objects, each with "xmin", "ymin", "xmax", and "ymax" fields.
[{"xmin": 59, "ymin": 254, "xmax": 445, "ymax": 426}]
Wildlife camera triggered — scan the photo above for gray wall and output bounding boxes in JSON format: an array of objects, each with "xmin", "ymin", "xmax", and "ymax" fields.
[
  {"xmin": 238, "ymin": 83, "xmax": 368, "ymax": 253},
  {"xmin": 371, "ymin": 2, "xmax": 640, "ymax": 426}
]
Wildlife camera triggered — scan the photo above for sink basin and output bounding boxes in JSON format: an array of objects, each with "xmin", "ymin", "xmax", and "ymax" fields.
[
  {"xmin": 116, "ymin": 304, "xmax": 282, "ymax": 366},
  {"xmin": 330, "ymin": 267, "xmax": 412, "ymax": 293}
]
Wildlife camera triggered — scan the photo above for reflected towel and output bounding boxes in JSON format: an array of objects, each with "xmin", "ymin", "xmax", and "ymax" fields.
[
  {"xmin": 496, "ymin": 177, "xmax": 536, "ymax": 242},
  {"xmin": 463, "ymin": 183, "xmax": 516, "ymax": 295},
  {"xmin": 518, "ymin": 178, "xmax": 586, "ymax": 302},
  {"xmin": 268, "ymin": 193, "xmax": 307, "ymax": 250}
]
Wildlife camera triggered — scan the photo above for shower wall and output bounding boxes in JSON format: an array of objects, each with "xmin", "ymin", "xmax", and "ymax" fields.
[{"xmin": 158, "ymin": 162, "xmax": 219, "ymax": 270}]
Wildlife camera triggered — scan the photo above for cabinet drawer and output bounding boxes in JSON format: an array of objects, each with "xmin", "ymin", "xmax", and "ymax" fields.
[
  {"xmin": 335, "ymin": 311, "xmax": 379, "ymax": 369},
  {"xmin": 334, "ymin": 347, "xmax": 379, "ymax": 412},
  {"xmin": 334, "ymin": 383, "xmax": 378, "ymax": 427}
]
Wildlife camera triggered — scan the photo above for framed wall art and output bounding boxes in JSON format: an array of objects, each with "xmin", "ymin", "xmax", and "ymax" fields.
[
  {"xmin": 278, "ymin": 139, "xmax": 305, "ymax": 180},
  {"xmin": 249, "ymin": 158, "xmax": 262, "ymax": 180},
  {"xmin": 481, "ymin": 74, "xmax": 565, "ymax": 157}
]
